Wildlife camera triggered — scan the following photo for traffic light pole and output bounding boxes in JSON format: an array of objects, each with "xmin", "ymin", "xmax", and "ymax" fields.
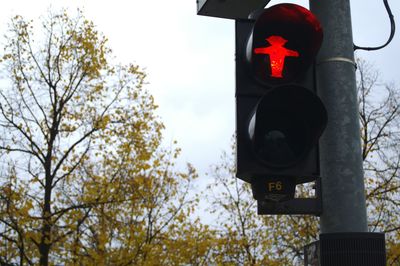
[
  {"xmin": 309, "ymin": 0, "xmax": 368, "ymax": 233},
  {"xmin": 305, "ymin": 2, "xmax": 388, "ymax": 264}
]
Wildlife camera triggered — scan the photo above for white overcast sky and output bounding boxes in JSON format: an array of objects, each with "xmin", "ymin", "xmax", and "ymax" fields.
[{"xmin": 0, "ymin": 0, "xmax": 398, "ymax": 179}]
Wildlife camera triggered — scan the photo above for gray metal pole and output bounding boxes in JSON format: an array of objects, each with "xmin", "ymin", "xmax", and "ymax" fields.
[{"xmin": 309, "ymin": 0, "xmax": 368, "ymax": 232}]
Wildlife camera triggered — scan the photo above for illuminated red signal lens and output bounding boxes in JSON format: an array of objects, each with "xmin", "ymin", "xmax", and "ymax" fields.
[
  {"xmin": 248, "ymin": 3, "xmax": 323, "ymax": 85},
  {"xmin": 254, "ymin": 35, "xmax": 299, "ymax": 78}
]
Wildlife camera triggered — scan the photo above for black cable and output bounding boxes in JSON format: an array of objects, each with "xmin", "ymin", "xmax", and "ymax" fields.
[{"xmin": 354, "ymin": 0, "xmax": 396, "ymax": 51}]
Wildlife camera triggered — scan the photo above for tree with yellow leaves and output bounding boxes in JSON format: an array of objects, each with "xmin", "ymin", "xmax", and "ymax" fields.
[{"xmin": 0, "ymin": 10, "xmax": 211, "ymax": 265}]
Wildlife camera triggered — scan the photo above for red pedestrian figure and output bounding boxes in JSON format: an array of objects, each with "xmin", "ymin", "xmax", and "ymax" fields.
[{"xmin": 254, "ymin": 35, "xmax": 299, "ymax": 78}]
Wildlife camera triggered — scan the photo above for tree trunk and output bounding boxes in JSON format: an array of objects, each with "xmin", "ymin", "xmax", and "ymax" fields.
[{"xmin": 39, "ymin": 169, "xmax": 53, "ymax": 266}]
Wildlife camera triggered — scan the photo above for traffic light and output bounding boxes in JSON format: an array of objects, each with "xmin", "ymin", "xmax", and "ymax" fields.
[{"xmin": 235, "ymin": 3, "xmax": 327, "ymax": 206}]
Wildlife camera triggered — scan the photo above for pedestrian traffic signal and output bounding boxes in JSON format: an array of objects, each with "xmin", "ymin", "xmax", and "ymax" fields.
[{"xmin": 235, "ymin": 3, "xmax": 327, "ymax": 204}]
